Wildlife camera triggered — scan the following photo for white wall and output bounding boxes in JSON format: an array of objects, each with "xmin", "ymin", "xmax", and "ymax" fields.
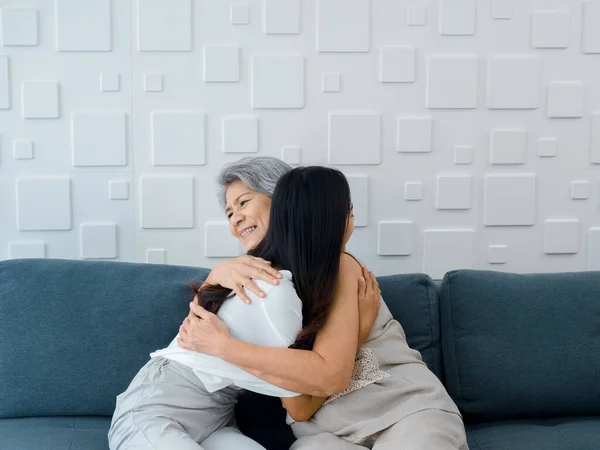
[{"xmin": 1, "ymin": 0, "xmax": 599, "ymax": 277}]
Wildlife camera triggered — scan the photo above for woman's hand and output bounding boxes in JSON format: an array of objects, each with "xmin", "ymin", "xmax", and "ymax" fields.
[
  {"xmin": 178, "ymin": 300, "xmax": 233, "ymax": 358},
  {"xmin": 205, "ymin": 255, "xmax": 282, "ymax": 304},
  {"xmin": 357, "ymin": 266, "xmax": 381, "ymax": 346}
]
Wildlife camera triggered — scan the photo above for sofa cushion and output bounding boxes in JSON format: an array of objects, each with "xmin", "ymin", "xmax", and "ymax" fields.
[
  {"xmin": 378, "ymin": 273, "xmax": 443, "ymax": 380},
  {"xmin": 441, "ymin": 269, "xmax": 600, "ymax": 422},
  {"xmin": 467, "ymin": 417, "xmax": 600, "ymax": 450},
  {"xmin": 0, "ymin": 258, "xmax": 207, "ymax": 418},
  {"xmin": 0, "ymin": 416, "xmax": 110, "ymax": 450}
]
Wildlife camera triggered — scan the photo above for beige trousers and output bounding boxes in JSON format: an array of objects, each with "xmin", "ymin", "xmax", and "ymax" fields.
[{"xmin": 290, "ymin": 409, "xmax": 469, "ymax": 450}]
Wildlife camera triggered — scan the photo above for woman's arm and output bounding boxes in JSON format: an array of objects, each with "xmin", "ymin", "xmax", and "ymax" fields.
[
  {"xmin": 280, "ymin": 267, "xmax": 381, "ymax": 422},
  {"xmin": 180, "ymin": 254, "xmax": 363, "ymax": 396}
]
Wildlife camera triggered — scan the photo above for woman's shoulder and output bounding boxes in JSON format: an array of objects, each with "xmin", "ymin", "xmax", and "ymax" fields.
[{"xmin": 340, "ymin": 252, "xmax": 363, "ymax": 275}]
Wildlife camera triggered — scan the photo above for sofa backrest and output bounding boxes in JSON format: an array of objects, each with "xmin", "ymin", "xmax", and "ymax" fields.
[
  {"xmin": 378, "ymin": 273, "xmax": 444, "ymax": 381},
  {"xmin": 0, "ymin": 258, "xmax": 207, "ymax": 418},
  {"xmin": 440, "ymin": 269, "xmax": 600, "ymax": 422}
]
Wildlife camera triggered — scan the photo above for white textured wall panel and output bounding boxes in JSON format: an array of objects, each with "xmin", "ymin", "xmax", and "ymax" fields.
[
  {"xmin": 317, "ymin": 0, "xmax": 370, "ymax": 52},
  {"xmin": 0, "ymin": 0, "xmax": 599, "ymax": 276},
  {"xmin": 1, "ymin": 9, "xmax": 38, "ymax": 46},
  {"xmin": 136, "ymin": 0, "xmax": 191, "ymax": 51},
  {"xmin": 55, "ymin": 0, "xmax": 111, "ymax": 51}
]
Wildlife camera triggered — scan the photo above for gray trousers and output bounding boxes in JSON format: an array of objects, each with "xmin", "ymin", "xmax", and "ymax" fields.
[
  {"xmin": 108, "ymin": 357, "xmax": 265, "ymax": 450},
  {"xmin": 290, "ymin": 409, "xmax": 469, "ymax": 450}
]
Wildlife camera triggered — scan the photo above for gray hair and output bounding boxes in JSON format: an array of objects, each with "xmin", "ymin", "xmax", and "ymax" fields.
[{"xmin": 217, "ymin": 157, "xmax": 292, "ymax": 210}]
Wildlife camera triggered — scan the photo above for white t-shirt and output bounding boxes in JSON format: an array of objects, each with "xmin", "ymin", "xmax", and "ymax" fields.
[{"xmin": 150, "ymin": 270, "xmax": 303, "ymax": 397}]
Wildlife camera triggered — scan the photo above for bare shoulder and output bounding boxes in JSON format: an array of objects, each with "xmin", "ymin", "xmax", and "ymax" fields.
[{"xmin": 339, "ymin": 253, "xmax": 363, "ymax": 278}]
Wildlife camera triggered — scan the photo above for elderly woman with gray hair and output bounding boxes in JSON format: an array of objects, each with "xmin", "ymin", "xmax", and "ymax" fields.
[{"xmin": 180, "ymin": 157, "xmax": 468, "ymax": 450}]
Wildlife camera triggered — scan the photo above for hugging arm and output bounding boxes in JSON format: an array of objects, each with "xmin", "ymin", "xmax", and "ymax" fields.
[
  {"xmin": 181, "ymin": 254, "xmax": 363, "ymax": 397},
  {"xmin": 280, "ymin": 266, "xmax": 381, "ymax": 422}
]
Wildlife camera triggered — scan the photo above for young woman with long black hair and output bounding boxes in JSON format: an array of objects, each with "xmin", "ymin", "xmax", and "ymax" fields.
[{"xmin": 108, "ymin": 166, "xmax": 362, "ymax": 449}]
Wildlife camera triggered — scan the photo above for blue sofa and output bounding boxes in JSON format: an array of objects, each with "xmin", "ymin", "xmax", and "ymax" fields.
[{"xmin": 1, "ymin": 258, "xmax": 598, "ymax": 450}]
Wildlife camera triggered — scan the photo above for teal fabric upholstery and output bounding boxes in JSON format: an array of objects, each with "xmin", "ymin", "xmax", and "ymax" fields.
[
  {"xmin": 378, "ymin": 273, "xmax": 443, "ymax": 380},
  {"xmin": 440, "ymin": 269, "xmax": 600, "ymax": 422},
  {"xmin": 466, "ymin": 417, "xmax": 600, "ymax": 450},
  {"xmin": 0, "ymin": 258, "xmax": 208, "ymax": 418},
  {"xmin": 0, "ymin": 417, "xmax": 110, "ymax": 450}
]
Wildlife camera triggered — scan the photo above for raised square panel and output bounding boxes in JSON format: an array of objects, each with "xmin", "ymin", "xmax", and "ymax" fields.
[
  {"xmin": 436, "ymin": 174, "xmax": 472, "ymax": 210},
  {"xmin": 322, "ymin": 72, "xmax": 341, "ymax": 92},
  {"xmin": 407, "ymin": 6, "xmax": 427, "ymax": 26},
  {"xmin": 571, "ymin": 180, "xmax": 591, "ymax": 200},
  {"xmin": 346, "ymin": 175, "xmax": 369, "ymax": 227},
  {"xmin": 204, "ymin": 46, "xmax": 239, "ymax": 82},
  {"xmin": 264, "ymin": 0, "xmax": 300, "ymax": 34},
  {"xmin": 80, "ymin": 223, "xmax": 117, "ymax": 259},
  {"xmin": 488, "ymin": 245, "xmax": 508, "ymax": 264},
  {"xmin": 101, "ymin": 72, "xmax": 120, "ymax": 92},
  {"xmin": 109, "ymin": 180, "xmax": 129, "ymax": 200},
  {"xmin": 72, "ymin": 112, "xmax": 127, "ymax": 166},
  {"xmin": 140, "ymin": 175, "xmax": 194, "ymax": 229},
  {"xmin": 152, "ymin": 112, "xmax": 206, "ymax": 165},
  {"xmin": 22, "ymin": 81, "xmax": 59, "ymax": 119},
  {"xmin": 251, "ymin": 55, "xmax": 304, "ymax": 109},
  {"xmin": 281, "ymin": 146, "xmax": 301, "ymax": 165},
  {"xmin": 532, "ymin": 11, "xmax": 570, "ymax": 48},
  {"xmin": 583, "ymin": 1, "xmax": 600, "ymax": 53},
  {"xmin": 397, "ymin": 117, "xmax": 432, "ymax": 153},
  {"xmin": 8, "ymin": 241, "xmax": 45, "ymax": 259},
  {"xmin": 380, "ymin": 46, "xmax": 416, "ymax": 83},
  {"xmin": 1, "ymin": 9, "xmax": 38, "ymax": 46},
  {"xmin": 231, "ymin": 5, "xmax": 250, "ymax": 25},
  {"xmin": 13, "ymin": 139, "xmax": 33, "ymax": 160},
  {"xmin": 404, "ymin": 182, "xmax": 423, "ymax": 201},
  {"xmin": 378, "ymin": 221, "xmax": 413, "ymax": 256},
  {"xmin": 423, "ymin": 229, "xmax": 475, "ymax": 279},
  {"xmin": 56, "ymin": 0, "xmax": 111, "ymax": 51},
  {"xmin": 547, "ymin": 81, "xmax": 585, "ymax": 118},
  {"xmin": 317, "ymin": 0, "xmax": 370, "ymax": 52},
  {"xmin": 454, "ymin": 145, "xmax": 473, "ymax": 164},
  {"xmin": 205, "ymin": 222, "xmax": 243, "ymax": 257},
  {"xmin": 544, "ymin": 219, "xmax": 579, "ymax": 254},
  {"xmin": 592, "ymin": 113, "xmax": 600, "ymax": 163},
  {"xmin": 439, "ymin": 0, "xmax": 476, "ymax": 36},
  {"xmin": 484, "ymin": 173, "xmax": 536, "ymax": 226},
  {"xmin": 146, "ymin": 248, "xmax": 166, "ymax": 264},
  {"xmin": 137, "ymin": 0, "xmax": 191, "ymax": 51},
  {"xmin": 492, "ymin": 0, "xmax": 513, "ymax": 19},
  {"xmin": 222, "ymin": 116, "xmax": 258, "ymax": 153},
  {"xmin": 16, "ymin": 176, "xmax": 71, "ymax": 231},
  {"xmin": 144, "ymin": 72, "xmax": 163, "ymax": 92},
  {"xmin": 490, "ymin": 129, "xmax": 527, "ymax": 165},
  {"xmin": 0, "ymin": 56, "xmax": 9, "ymax": 109},
  {"xmin": 328, "ymin": 112, "xmax": 381, "ymax": 165},
  {"xmin": 487, "ymin": 56, "xmax": 540, "ymax": 109},
  {"xmin": 426, "ymin": 55, "xmax": 478, "ymax": 109},
  {"xmin": 588, "ymin": 228, "xmax": 600, "ymax": 270},
  {"xmin": 537, "ymin": 137, "xmax": 558, "ymax": 157}
]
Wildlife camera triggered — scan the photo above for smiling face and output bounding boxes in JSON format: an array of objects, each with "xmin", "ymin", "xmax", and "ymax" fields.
[{"xmin": 225, "ymin": 180, "xmax": 272, "ymax": 252}]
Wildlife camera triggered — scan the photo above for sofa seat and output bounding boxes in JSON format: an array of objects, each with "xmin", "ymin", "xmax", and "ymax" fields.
[
  {"xmin": 467, "ymin": 417, "xmax": 600, "ymax": 450},
  {"xmin": 0, "ymin": 416, "xmax": 110, "ymax": 450}
]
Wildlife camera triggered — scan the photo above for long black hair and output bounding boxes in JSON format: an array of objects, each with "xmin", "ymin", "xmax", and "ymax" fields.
[{"xmin": 194, "ymin": 166, "xmax": 352, "ymax": 350}]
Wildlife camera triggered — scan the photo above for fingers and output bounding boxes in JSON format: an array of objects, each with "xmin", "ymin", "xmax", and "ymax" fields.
[
  {"xmin": 190, "ymin": 302, "xmax": 210, "ymax": 319},
  {"xmin": 244, "ymin": 256, "xmax": 282, "ymax": 281},
  {"xmin": 234, "ymin": 284, "xmax": 252, "ymax": 304},
  {"xmin": 238, "ymin": 278, "xmax": 264, "ymax": 300},
  {"xmin": 358, "ymin": 276, "xmax": 366, "ymax": 299}
]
